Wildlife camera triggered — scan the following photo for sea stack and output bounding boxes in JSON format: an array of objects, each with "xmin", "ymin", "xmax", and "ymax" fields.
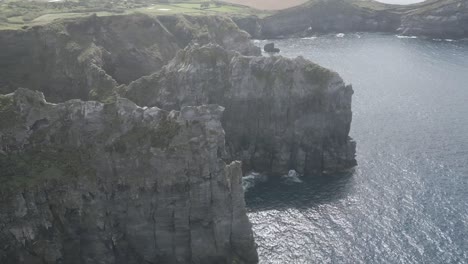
[{"xmin": 264, "ymin": 42, "xmax": 280, "ymax": 53}]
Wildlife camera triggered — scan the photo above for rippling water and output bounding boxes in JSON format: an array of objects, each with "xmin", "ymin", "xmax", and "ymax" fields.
[{"xmin": 248, "ymin": 34, "xmax": 468, "ymax": 263}]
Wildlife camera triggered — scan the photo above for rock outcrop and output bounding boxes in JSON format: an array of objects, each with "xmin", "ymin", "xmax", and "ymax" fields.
[
  {"xmin": 0, "ymin": 13, "xmax": 260, "ymax": 103},
  {"xmin": 233, "ymin": 0, "xmax": 468, "ymax": 39},
  {"xmin": 0, "ymin": 88, "xmax": 258, "ymax": 264},
  {"xmin": 263, "ymin": 43, "xmax": 280, "ymax": 53},
  {"xmin": 123, "ymin": 44, "xmax": 356, "ymax": 176}
]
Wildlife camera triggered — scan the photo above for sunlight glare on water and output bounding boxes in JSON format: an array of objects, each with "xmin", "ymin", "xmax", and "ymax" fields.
[{"xmin": 247, "ymin": 34, "xmax": 468, "ymax": 264}]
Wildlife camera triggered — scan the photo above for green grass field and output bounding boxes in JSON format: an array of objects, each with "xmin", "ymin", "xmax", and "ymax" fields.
[{"xmin": 0, "ymin": 0, "xmax": 269, "ymax": 30}]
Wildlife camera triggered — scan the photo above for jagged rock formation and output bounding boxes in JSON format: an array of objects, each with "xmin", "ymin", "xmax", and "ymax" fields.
[
  {"xmin": 123, "ymin": 44, "xmax": 356, "ymax": 176},
  {"xmin": 0, "ymin": 13, "xmax": 260, "ymax": 103},
  {"xmin": 233, "ymin": 0, "xmax": 468, "ymax": 39},
  {"xmin": 0, "ymin": 88, "xmax": 258, "ymax": 264}
]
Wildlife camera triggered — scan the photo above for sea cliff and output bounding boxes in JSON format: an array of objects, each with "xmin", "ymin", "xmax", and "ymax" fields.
[
  {"xmin": 0, "ymin": 13, "xmax": 356, "ymax": 263},
  {"xmin": 233, "ymin": 0, "xmax": 468, "ymax": 39},
  {"xmin": 124, "ymin": 44, "xmax": 356, "ymax": 175}
]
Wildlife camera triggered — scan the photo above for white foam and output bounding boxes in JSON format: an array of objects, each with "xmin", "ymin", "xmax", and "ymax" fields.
[
  {"xmin": 336, "ymin": 33, "xmax": 345, "ymax": 38},
  {"xmin": 301, "ymin": 36, "xmax": 317, "ymax": 40},
  {"xmin": 242, "ymin": 172, "xmax": 267, "ymax": 191},
  {"xmin": 281, "ymin": 170, "xmax": 303, "ymax": 184},
  {"xmin": 157, "ymin": 8, "xmax": 171, "ymax": 11},
  {"xmin": 396, "ymin": 35, "xmax": 418, "ymax": 39}
]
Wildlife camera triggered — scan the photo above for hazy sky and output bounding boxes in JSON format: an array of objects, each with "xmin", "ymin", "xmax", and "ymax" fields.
[{"xmin": 376, "ymin": 0, "xmax": 424, "ymax": 4}]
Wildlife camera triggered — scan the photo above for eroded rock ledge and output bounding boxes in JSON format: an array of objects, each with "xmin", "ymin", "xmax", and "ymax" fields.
[
  {"xmin": 0, "ymin": 88, "xmax": 257, "ymax": 264},
  {"xmin": 123, "ymin": 44, "xmax": 356, "ymax": 176}
]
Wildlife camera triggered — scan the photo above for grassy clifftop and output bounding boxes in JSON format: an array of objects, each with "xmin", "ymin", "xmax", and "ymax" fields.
[{"xmin": 0, "ymin": 0, "xmax": 270, "ymax": 30}]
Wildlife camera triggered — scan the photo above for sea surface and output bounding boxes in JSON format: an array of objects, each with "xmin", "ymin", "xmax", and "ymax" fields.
[
  {"xmin": 247, "ymin": 34, "xmax": 468, "ymax": 263},
  {"xmin": 376, "ymin": 0, "xmax": 423, "ymax": 4}
]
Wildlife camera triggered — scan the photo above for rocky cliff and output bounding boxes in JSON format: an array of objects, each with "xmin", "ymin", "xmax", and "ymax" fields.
[
  {"xmin": 0, "ymin": 13, "xmax": 260, "ymax": 103},
  {"xmin": 398, "ymin": 0, "xmax": 468, "ymax": 38},
  {"xmin": 258, "ymin": 0, "xmax": 400, "ymax": 38},
  {"xmin": 0, "ymin": 12, "xmax": 357, "ymax": 264},
  {"xmin": 233, "ymin": 0, "xmax": 468, "ymax": 39},
  {"xmin": 0, "ymin": 88, "xmax": 257, "ymax": 264},
  {"xmin": 123, "ymin": 44, "xmax": 356, "ymax": 176}
]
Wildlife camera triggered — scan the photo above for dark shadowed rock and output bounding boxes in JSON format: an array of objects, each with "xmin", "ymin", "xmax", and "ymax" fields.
[{"xmin": 264, "ymin": 43, "xmax": 280, "ymax": 53}]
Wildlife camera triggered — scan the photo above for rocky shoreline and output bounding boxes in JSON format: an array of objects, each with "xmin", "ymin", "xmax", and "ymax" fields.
[
  {"xmin": 0, "ymin": 13, "xmax": 356, "ymax": 263},
  {"xmin": 233, "ymin": 0, "xmax": 468, "ymax": 40}
]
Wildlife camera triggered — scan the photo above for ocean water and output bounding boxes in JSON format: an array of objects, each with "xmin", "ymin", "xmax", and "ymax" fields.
[
  {"xmin": 376, "ymin": 0, "xmax": 423, "ymax": 4},
  {"xmin": 247, "ymin": 34, "xmax": 468, "ymax": 263}
]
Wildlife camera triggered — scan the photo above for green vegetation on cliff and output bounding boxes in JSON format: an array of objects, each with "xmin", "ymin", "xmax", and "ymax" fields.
[
  {"xmin": 0, "ymin": 0, "xmax": 269, "ymax": 30},
  {"xmin": 0, "ymin": 94, "xmax": 19, "ymax": 129},
  {"xmin": 303, "ymin": 63, "xmax": 334, "ymax": 89},
  {"xmin": 0, "ymin": 147, "xmax": 96, "ymax": 193}
]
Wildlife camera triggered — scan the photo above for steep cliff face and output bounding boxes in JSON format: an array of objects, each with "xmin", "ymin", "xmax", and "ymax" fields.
[
  {"xmin": 0, "ymin": 13, "xmax": 260, "ymax": 103},
  {"xmin": 234, "ymin": 0, "xmax": 468, "ymax": 39},
  {"xmin": 259, "ymin": 0, "xmax": 400, "ymax": 38},
  {"xmin": 399, "ymin": 0, "xmax": 468, "ymax": 38},
  {"xmin": 0, "ymin": 88, "xmax": 258, "ymax": 264},
  {"xmin": 124, "ymin": 44, "xmax": 356, "ymax": 176}
]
